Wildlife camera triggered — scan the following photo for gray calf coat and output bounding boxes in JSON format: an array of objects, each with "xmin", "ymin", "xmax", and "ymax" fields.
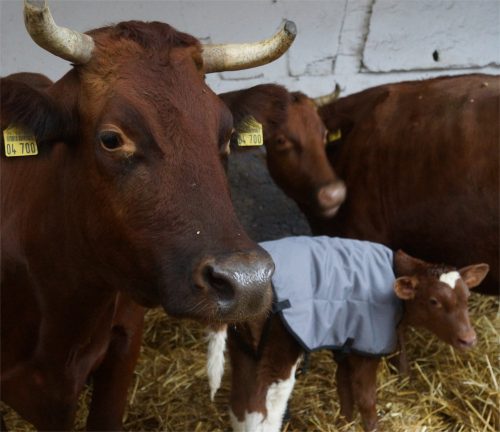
[{"xmin": 260, "ymin": 236, "xmax": 401, "ymax": 356}]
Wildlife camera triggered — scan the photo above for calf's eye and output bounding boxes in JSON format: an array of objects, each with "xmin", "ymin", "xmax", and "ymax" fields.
[{"xmin": 429, "ymin": 297, "xmax": 441, "ymax": 307}]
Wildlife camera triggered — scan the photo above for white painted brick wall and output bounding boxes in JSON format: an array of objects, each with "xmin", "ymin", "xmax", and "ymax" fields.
[
  {"xmin": 364, "ymin": 0, "xmax": 500, "ymax": 72},
  {"xmin": 1, "ymin": 0, "xmax": 499, "ymax": 98}
]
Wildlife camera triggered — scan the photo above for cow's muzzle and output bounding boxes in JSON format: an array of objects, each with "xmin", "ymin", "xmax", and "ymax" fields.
[
  {"xmin": 193, "ymin": 249, "xmax": 275, "ymax": 322},
  {"xmin": 316, "ymin": 180, "xmax": 346, "ymax": 218}
]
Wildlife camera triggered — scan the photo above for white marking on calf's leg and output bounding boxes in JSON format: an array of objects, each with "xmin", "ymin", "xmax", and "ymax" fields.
[
  {"xmin": 245, "ymin": 412, "xmax": 266, "ymax": 432},
  {"xmin": 262, "ymin": 361, "xmax": 299, "ymax": 432},
  {"xmin": 229, "ymin": 409, "xmax": 247, "ymax": 432},
  {"xmin": 206, "ymin": 327, "xmax": 227, "ymax": 400},
  {"xmin": 228, "ymin": 359, "xmax": 298, "ymax": 432},
  {"xmin": 230, "ymin": 410, "xmax": 265, "ymax": 432},
  {"xmin": 439, "ymin": 271, "xmax": 460, "ymax": 289}
]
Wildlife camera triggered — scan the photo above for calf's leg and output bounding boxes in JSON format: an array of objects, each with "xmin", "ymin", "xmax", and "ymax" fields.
[
  {"xmin": 228, "ymin": 331, "xmax": 260, "ymax": 431},
  {"xmin": 335, "ymin": 358, "xmax": 354, "ymax": 423},
  {"xmin": 228, "ymin": 316, "xmax": 301, "ymax": 432},
  {"xmin": 390, "ymin": 326, "xmax": 409, "ymax": 376},
  {"xmin": 348, "ymin": 355, "xmax": 380, "ymax": 432}
]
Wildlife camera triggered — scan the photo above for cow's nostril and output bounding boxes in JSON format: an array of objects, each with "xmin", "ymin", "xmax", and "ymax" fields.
[{"xmin": 202, "ymin": 264, "xmax": 235, "ymax": 302}]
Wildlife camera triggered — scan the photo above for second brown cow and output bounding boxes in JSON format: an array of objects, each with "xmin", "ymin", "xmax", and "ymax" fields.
[{"xmin": 220, "ymin": 85, "xmax": 346, "ymax": 218}]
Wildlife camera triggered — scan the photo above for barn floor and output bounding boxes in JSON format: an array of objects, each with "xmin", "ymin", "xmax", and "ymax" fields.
[{"xmin": 2, "ymin": 293, "xmax": 498, "ymax": 432}]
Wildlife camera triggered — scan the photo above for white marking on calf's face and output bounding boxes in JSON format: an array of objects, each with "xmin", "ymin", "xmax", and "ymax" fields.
[
  {"xmin": 439, "ymin": 271, "xmax": 460, "ymax": 289},
  {"xmin": 206, "ymin": 328, "xmax": 227, "ymax": 400}
]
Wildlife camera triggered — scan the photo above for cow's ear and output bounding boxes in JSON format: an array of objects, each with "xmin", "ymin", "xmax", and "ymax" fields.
[
  {"xmin": 394, "ymin": 276, "xmax": 417, "ymax": 300},
  {"xmin": 222, "ymin": 84, "xmax": 289, "ymax": 140},
  {"xmin": 458, "ymin": 264, "xmax": 489, "ymax": 289},
  {"xmin": 1, "ymin": 74, "xmax": 78, "ymax": 147},
  {"xmin": 46, "ymin": 71, "xmax": 80, "ymax": 142}
]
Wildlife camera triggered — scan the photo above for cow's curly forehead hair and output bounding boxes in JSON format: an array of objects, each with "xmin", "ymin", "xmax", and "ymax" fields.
[
  {"xmin": 89, "ymin": 20, "xmax": 200, "ymax": 51},
  {"xmin": 82, "ymin": 21, "xmax": 203, "ymax": 74},
  {"xmin": 73, "ymin": 21, "xmax": 205, "ymax": 109}
]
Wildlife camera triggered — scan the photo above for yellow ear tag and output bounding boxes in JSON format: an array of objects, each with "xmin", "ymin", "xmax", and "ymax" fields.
[
  {"xmin": 237, "ymin": 117, "xmax": 264, "ymax": 147},
  {"xmin": 3, "ymin": 125, "xmax": 38, "ymax": 157},
  {"xmin": 327, "ymin": 129, "xmax": 342, "ymax": 143}
]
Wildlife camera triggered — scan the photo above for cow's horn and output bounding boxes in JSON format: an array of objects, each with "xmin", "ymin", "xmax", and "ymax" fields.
[
  {"xmin": 313, "ymin": 84, "xmax": 341, "ymax": 107},
  {"xmin": 202, "ymin": 20, "xmax": 297, "ymax": 73},
  {"xmin": 23, "ymin": 0, "xmax": 94, "ymax": 64}
]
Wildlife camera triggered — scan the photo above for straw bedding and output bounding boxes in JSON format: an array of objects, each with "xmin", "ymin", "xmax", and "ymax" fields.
[{"xmin": 2, "ymin": 293, "xmax": 498, "ymax": 431}]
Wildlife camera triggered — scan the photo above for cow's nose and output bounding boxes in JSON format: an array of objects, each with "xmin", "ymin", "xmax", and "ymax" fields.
[
  {"xmin": 316, "ymin": 180, "xmax": 346, "ymax": 217},
  {"xmin": 194, "ymin": 249, "xmax": 275, "ymax": 320}
]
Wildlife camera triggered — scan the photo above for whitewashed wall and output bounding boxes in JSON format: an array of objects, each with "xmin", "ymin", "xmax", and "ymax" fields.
[{"xmin": 1, "ymin": 0, "xmax": 499, "ymax": 97}]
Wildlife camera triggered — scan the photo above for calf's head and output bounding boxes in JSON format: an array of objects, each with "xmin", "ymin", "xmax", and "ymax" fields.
[
  {"xmin": 393, "ymin": 250, "xmax": 489, "ymax": 350},
  {"xmin": 221, "ymin": 85, "xmax": 346, "ymax": 218},
  {"xmin": 3, "ymin": 1, "xmax": 299, "ymax": 323}
]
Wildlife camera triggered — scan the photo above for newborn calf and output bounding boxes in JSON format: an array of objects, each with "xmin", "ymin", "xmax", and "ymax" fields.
[{"xmin": 207, "ymin": 236, "xmax": 488, "ymax": 432}]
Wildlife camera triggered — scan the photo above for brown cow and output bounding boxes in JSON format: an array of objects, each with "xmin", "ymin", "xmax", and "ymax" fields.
[
  {"xmin": 0, "ymin": 0, "xmax": 297, "ymax": 429},
  {"xmin": 220, "ymin": 85, "xmax": 346, "ymax": 218},
  {"xmin": 208, "ymin": 239, "xmax": 489, "ymax": 432},
  {"xmin": 315, "ymin": 74, "xmax": 499, "ymax": 295}
]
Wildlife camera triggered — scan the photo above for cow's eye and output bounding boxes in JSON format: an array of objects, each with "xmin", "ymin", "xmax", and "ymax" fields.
[
  {"xmin": 275, "ymin": 136, "xmax": 292, "ymax": 152},
  {"xmin": 99, "ymin": 131, "xmax": 123, "ymax": 151}
]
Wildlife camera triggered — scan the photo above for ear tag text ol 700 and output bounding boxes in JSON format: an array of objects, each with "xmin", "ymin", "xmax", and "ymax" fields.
[
  {"xmin": 237, "ymin": 117, "xmax": 264, "ymax": 147},
  {"xmin": 3, "ymin": 125, "xmax": 38, "ymax": 157}
]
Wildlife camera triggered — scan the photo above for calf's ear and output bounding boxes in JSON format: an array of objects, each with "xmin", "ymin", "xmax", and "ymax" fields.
[
  {"xmin": 458, "ymin": 264, "xmax": 490, "ymax": 289},
  {"xmin": 394, "ymin": 276, "xmax": 417, "ymax": 300},
  {"xmin": 393, "ymin": 250, "xmax": 427, "ymax": 276}
]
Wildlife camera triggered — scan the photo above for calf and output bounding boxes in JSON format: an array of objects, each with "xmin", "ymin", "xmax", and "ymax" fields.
[{"xmin": 208, "ymin": 236, "xmax": 488, "ymax": 432}]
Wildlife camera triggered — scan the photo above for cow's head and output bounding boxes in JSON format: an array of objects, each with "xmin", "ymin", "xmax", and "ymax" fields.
[
  {"xmin": 393, "ymin": 250, "xmax": 489, "ymax": 350},
  {"xmin": 4, "ymin": 1, "xmax": 299, "ymax": 323},
  {"xmin": 221, "ymin": 85, "xmax": 346, "ymax": 218}
]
